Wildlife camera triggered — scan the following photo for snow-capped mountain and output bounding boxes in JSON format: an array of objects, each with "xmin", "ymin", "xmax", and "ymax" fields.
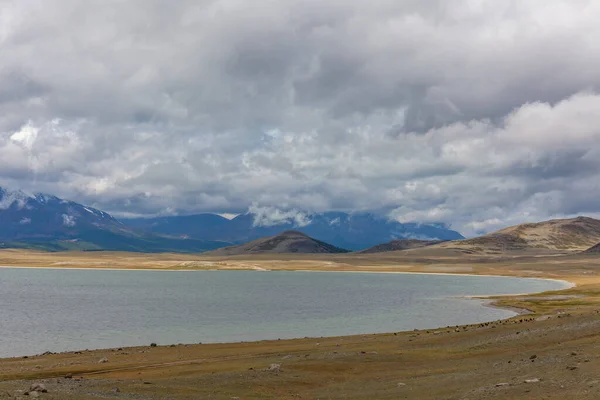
[
  {"xmin": 0, "ymin": 187, "xmax": 123, "ymax": 239},
  {"xmin": 0, "ymin": 188, "xmax": 227, "ymax": 252},
  {"xmin": 124, "ymin": 211, "xmax": 464, "ymax": 251}
]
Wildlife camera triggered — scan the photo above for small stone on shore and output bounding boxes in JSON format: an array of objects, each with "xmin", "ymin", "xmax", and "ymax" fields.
[
  {"xmin": 524, "ymin": 378, "xmax": 540, "ymax": 383},
  {"xmin": 267, "ymin": 363, "xmax": 281, "ymax": 373},
  {"xmin": 29, "ymin": 384, "xmax": 46, "ymax": 393}
]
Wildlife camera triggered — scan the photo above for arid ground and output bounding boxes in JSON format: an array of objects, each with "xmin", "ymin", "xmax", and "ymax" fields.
[{"xmin": 1, "ymin": 249, "xmax": 600, "ymax": 399}]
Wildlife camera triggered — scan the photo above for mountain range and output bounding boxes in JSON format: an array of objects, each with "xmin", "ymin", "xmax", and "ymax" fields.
[
  {"xmin": 0, "ymin": 188, "xmax": 227, "ymax": 252},
  {"xmin": 123, "ymin": 211, "xmax": 464, "ymax": 251},
  {"xmin": 4, "ymin": 187, "xmax": 600, "ymax": 256},
  {"xmin": 0, "ymin": 187, "xmax": 463, "ymax": 252}
]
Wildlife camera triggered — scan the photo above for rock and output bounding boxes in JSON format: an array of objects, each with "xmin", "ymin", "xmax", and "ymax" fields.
[
  {"xmin": 567, "ymin": 366, "xmax": 579, "ymax": 370},
  {"xmin": 267, "ymin": 363, "xmax": 281, "ymax": 373},
  {"xmin": 524, "ymin": 378, "xmax": 540, "ymax": 383},
  {"xmin": 98, "ymin": 357, "xmax": 109, "ymax": 363},
  {"xmin": 113, "ymin": 387, "xmax": 120, "ymax": 393},
  {"xmin": 143, "ymin": 381, "xmax": 152, "ymax": 385},
  {"xmin": 28, "ymin": 384, "xmax": 46, "ymax": 393},
  {"xmin": 495, "ymin": 383, "xmax": 510, "ymax": 387},
  {"xmin": 64, "ymin": 373, "xmax": 72, "ymax": 379},
  {"xmin": 571, "ymin": 352, "xmax": 578, "ymax": 356},
  {"xmin": 150, "ymin": 343, "xmax": 157, "ymax": 347},
  {"xmin": 397, "ymin": 383, "xmax": 406, "ymax": 387},
  {"xmin": 529, "ymin": 355, "xmax": 537, "ymax": 360}
]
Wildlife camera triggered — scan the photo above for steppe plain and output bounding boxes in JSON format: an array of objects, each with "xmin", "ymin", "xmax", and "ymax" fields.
[{"xmin": 1, "ymin": 245, "xmax": 600, "ymax": 399}]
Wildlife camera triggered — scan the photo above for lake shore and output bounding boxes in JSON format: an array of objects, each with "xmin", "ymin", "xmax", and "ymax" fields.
[{"xmin": 1, "ymin": 250, "xmax": 600, "ymax": 399}]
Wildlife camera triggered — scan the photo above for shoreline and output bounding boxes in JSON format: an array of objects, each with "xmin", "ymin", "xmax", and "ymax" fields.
[
  {"xmin": 2, "ymin": 254, "xmax": 600, "ymax": 399},
  {"xmin": 0, "ymin": 263, "xmax": 578, "ymax": 286},
  {"xmin": 0, "ymin": 264, "xmax": 576, "ymax": 359}
]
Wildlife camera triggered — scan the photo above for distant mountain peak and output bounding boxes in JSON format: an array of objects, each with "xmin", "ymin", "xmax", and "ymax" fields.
[
  {"xmin": 0, "ymin": 187, "xmax": 228, "ymax": 252},
  {"xmin": 0, "ymin": 187, "xmax": 31, "ymax": 210},
  {"xmin": 279, "ymin": 230, "xmax": 309, "ymax": 237},
  {"xmin": 203, "ymin": 230, "xmax": 349, "ymax": 256}
]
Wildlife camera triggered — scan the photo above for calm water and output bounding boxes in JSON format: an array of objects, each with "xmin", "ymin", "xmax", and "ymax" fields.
[{"xmin": 0, "ymin": 268, "xmax": 568, "ymax": 357}]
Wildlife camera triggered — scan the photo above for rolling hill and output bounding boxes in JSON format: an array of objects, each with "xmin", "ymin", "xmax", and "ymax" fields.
[
  {"xmin": 203, "ymin": 230, "xmax": 350, "ymax": 256},
  {"xmin": 436, "ymin": 216, "xmax": 600, "ymax": 254}
]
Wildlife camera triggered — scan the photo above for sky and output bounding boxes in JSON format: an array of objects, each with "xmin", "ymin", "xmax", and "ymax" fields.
[{"xmin": 1, "ymin": 0, "xmax": 600, "ymax": 236}]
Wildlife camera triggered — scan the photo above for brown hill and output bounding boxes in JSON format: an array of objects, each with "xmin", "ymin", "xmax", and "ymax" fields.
[
  {"xmin": 583, "ymin": 242, "xmax": 600, "ymax": 254},
  {"xmin": 436, "ymin": 216, "xmax": 600, "ymax": 254},
  {"xmin": 203, "ymin": 230, "xmax": 350, "ymax": 256},
  {"xmin": 357, "ymin": 239, "xmax": 441, "ymax": 254}
]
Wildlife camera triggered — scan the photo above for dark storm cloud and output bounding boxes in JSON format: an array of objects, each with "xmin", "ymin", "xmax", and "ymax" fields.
[{"xmin": 1, "ymin": 0, "xmax": 600, "ymax": 235}]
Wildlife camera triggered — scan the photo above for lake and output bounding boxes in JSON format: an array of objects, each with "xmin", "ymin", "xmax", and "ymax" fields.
[{"xmin": 0, "ymin": 268, "xmax": 569, "ymax": 358}]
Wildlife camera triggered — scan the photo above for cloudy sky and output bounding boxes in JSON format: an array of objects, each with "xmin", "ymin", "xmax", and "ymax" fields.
[{"xmin": 1, "ymin": 0, "xmax": 600, "ymax": 236}]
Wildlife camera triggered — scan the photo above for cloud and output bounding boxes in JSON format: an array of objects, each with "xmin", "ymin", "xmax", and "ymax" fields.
[
  {"xmin": 249, "ymin": 205, "xmax": 312, "ymax": 228},
  {"xmin": 62, "ymin": 214, "xmax": 76, "ymax": 227},
  {"xmin": 0, "ymin": 1, "xmax": 599, "ymax": 236}
]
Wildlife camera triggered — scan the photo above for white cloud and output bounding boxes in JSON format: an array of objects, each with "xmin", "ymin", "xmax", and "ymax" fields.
[
  {"xmin": 0, "ymin": 1, "xmax": 599, "ymax": 236},
  {"xmin": 249, "ymin": 205, "xmax": 312, "ymax": 228},
  {"xmin": 62, "ymin": 214, "xmax": 76, "ymax": 227}
]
